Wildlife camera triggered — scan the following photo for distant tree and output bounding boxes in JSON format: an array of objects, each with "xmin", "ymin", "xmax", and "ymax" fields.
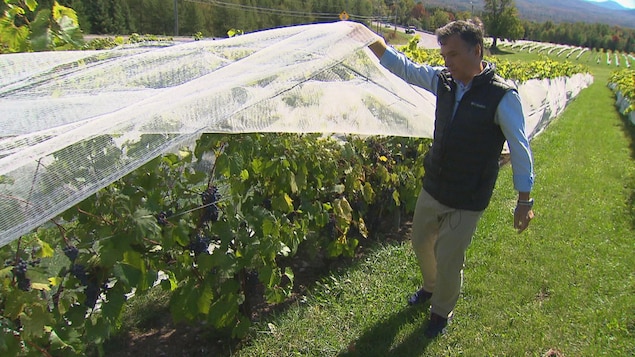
[
  {"xmin": 85, "ymin": 0, "xmax": 112, "ymax": 34},
  {"xmin": 454, "ymin": 11, "xmax": 472, "ymax": 21},
  {"xmin": 411, "ymin": 2, "xmax": 426, "ymax": 20},
  {"xmin": 429, "ymin": 9, "xmax": 451, "ymax": 30},
  {"xmin": 482, "ymin": 0, "xmax": 523, "ymax": 49},
  {"xmin": 111, "ymin": 0, "xmax": 134, "ymax": 34}
]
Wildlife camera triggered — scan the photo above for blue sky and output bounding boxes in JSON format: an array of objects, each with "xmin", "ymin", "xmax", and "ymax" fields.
[{"xmin": 583, "ymin": 0, "xmax": 635, "ymax": 9}]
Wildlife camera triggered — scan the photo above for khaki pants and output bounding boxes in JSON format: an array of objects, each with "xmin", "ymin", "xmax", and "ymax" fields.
[{"xmin": 411, "ymin": 188, "xmax": 484, "ymax": 319}]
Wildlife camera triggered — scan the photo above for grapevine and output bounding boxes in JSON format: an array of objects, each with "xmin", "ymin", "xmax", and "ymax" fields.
[
  {"xmin": 398, "ymin": 37, "xmax": 590, "ymax": 83},
  {"xmin": 608, "ymin": 68, "xmax": 635, "ymax": 114}
]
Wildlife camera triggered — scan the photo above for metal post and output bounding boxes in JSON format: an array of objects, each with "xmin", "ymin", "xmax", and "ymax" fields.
[{"xmin": 174, "ymin": 0, "xmax": 179, "ymax": 36}]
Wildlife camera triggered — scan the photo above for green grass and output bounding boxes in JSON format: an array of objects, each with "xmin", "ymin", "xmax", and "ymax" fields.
[
  {"xmin": 377, "ymin": 27, "xmax": 414, "ymax": 46},
  {"xmin": 231, "ymin": 51, "xmax": 635, "ymax": 356}
]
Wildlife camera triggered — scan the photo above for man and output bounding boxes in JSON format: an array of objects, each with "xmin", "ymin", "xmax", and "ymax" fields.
[{"xmin": 367, "ymin": 19, "xmax": 535, "ymax": 338}]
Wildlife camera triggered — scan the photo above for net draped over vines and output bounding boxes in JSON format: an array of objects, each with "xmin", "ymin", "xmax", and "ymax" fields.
[
  {"xmin": 0, "ymin": 22, "xmax": 437, "ymax": 246},
  {"xmin": 0, "ymin": 22, "xmax": 593, "ymax": 247}
]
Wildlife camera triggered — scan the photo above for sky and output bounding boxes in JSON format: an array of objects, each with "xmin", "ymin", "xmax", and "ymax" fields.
[{"xmin": 583, "ymin": 0, "xmax": 635, "ymax": 9}]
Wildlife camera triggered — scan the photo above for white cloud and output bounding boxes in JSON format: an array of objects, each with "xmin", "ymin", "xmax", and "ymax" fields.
[{"xmin": 584, "ymin": 0, "xmax": 635, "ymax": 9}]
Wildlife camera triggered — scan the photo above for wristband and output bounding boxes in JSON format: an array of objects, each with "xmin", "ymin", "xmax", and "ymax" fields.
[{"xmin": 517, "ymin": 198, "xmax": 534, "ymax": 208}]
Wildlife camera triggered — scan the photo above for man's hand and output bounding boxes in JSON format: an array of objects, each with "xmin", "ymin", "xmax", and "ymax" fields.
[
  {"xmin": 343, "ymin": 22, "xmax": 385, "ymax": 58},
  {"xmin": 345, "ymin": 21, "xmax": 380, "ymax": 43},
  {"xmin": 514, "ymin": 204, "xmax": 534, "ymax": 233}
]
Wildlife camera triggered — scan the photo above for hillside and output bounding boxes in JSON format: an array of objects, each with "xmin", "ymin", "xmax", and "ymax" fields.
[{"xmin": 423, "ymin": 0, "xmax": 635, "ymax": 29}]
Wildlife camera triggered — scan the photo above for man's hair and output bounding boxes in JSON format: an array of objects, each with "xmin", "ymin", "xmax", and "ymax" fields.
[{"xmin": 435, "ymin": 19, "xmax": 485, "ymax": 57}]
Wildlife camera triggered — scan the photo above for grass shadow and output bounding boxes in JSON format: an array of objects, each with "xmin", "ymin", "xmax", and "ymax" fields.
[
  {"xmin": 487, "ymin": 46, "xmax": 515, "ymax": 56},
  {"xmin": 336, "ymin": 305, "xmax": 433, "ymax": 357},
  {"xmin": 619, "ymin": 113, "xmax": 635, "ymax": 229}
]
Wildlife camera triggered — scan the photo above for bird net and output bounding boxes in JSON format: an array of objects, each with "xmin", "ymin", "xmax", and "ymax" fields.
[
  {"xmin": 0, "ymin": 22, "xmax": 437, "ymax": 246},
  {"xmin": 0, "ymin": 21, "xmax": 593, "ymax": 247}
]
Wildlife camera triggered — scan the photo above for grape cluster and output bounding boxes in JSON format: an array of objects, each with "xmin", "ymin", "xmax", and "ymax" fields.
[
  {"xmin": 188, "ymin": 234, "xmax": 211, "ymax": 255},
  {"xmin": 70, "ymin": 264, "xmax": 89, "ymax": 285},
  {"xmin": 84, "ymin": 281, "xmax": 103, "ymax": 309},
  {"xmin": 156, "ymin": 210, "xmax": 173, "ymax": 226},
  {"xmin": 349, "ymin": 192, "xmax": 365, "ymax": 213},
  {"xmin": 63, "ymin": 245, "xmax": 79, "ymax": 262},
  {"xmin": 69, "ymin": 263, "xmax": 103, "ymax": 308},
  {"xmin": 201, "ymin": 186, "xmax": 221, "ymax": 223},
  {"xmin": 369, "ymin": 140, "xmax": 390, "ymax": 161},
  {"xmin": 12, "ymin": 258, "xmax": 31, "ymax": 291},
  {"xmin": 325, "ymin": 215, "xmax": 338, "ymax": 239},
  {"xmin": 262, "ymin": 198, "xmax": 272, "ymax": 210}
]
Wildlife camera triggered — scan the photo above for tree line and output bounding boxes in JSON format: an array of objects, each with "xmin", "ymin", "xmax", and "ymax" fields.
[
  {"xmin": 1, "ymin": 0, "xmax": 633, "ymax": 53},
  {"xmin": 29, "ymin": 0, "xmax": 383, "ymax": 37},
  {"xmin": 407, "ymin": 0, "xmax": 634, "ymax": 53}
]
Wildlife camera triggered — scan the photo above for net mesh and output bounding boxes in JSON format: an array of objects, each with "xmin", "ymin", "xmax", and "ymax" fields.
[
  {"xmin": 0, "ymin": 22, "xmax": 592, "ymax": 247},
  {"xmin": 0, "ymin": 22, "xmax": 437, "ymax": 245}
]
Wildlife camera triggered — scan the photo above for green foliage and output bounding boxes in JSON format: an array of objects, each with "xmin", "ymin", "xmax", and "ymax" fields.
[
  {"xmin": 398, "ymin": 36, "xmax": 589, "ymax": 83},
  {"xmin": 82, "ymin": 33, "xmax": 172, "ymax": 50},
  {"xmin": 397, "ymin": 36, "xmax": 444, "ymax": 66},
  {"xmin": 0, "ymin": 133, "xmax": 430, "ymax": 356},
  {"xmin": 608, "ymin": 68, "xmax": 635, "ymax": 114},
  {"xmin": 490, "ymin": 56, "xmax": 590, "ymax": 82},
  {"xmin": 0, "ymin": 0, "xmax": 83, "ymax": 53},
  {"xmin": 227, "ymin": 28, "xmax": 243, "ymax": 37}
]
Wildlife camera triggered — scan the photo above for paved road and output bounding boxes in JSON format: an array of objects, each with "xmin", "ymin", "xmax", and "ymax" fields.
[
  {"xmin": 413, "ymin": 29, "xmax": 439, "ymax": 49},
  {"xmin": 371, "ymin": 22, "xmax": 439, "ymax": 49}
]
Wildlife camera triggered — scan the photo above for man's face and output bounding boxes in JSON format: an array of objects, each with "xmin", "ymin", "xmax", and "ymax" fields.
[{"xmin": 439, "ymin": 34, "xmax": 482, "ymax": 85}]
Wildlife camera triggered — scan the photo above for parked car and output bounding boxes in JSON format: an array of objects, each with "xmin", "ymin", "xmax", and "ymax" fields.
[{"xmin": 405, "ymin": 26, "xmax": 417, "ymax": 34}]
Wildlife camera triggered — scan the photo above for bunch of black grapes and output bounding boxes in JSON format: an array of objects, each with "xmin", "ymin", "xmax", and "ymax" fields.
[
  {"xmin": 64, "ymin": 245, "xmax": 103, "ymax": 308},
  {"xmin": 201, "ymin": 185, "xmax": 221, "ymax": 223},
  {"xmin": 156, "ymin": 210, "xmax": 173, "ymax": 226},
  {"xmin": 63, "ymin": 245, "xmax": 79, "ymax": 261},
  {"xmin": 68, "ymin": 264, "xmax": 104, "ymax": 308},
  {"xmin": 10, "ymin": 258, "xmax": 31, "ymax": 291},
  {"xmin": 325, "ymin": 214, "xmax": 338, "ymax": 239},
  {"xmin": 188, "ymin": 234, "xmax": 211, "ymax": 255}
]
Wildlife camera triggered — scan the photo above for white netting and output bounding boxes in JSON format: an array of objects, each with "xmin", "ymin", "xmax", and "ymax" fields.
[
  {"xmin": 0, "ymin": 22, "xmax": 593, "ymax": 247},
  {"xmin": 609, "ymin": 83, "xmax": 635, "ymax": 125},
  {"xmin": 519, "ymin": 73, "xmax": 594, "ymax": 142},
  {"xmin": 0, "ymin": 22, "xmax": 438, "ymax": 246}
]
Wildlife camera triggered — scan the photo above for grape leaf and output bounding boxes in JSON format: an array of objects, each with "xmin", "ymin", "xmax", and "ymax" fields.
[
  {"xmin": 25, "ymin": 0, "xmax": 38, "ymax": 12},
  {"xmin": 20, "ymin": 302, "xmax": 52, "ymax": 339}
]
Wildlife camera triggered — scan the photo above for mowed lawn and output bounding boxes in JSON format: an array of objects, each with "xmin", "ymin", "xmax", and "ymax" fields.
[{"xmin": 232, "ymin": 51, "xmax": 635, "ymax": 356}]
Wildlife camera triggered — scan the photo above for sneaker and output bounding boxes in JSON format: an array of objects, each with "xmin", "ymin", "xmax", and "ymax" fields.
[
  {"xmin": 407, "ymin": 287, "xmax": 432, "ymax": 306},
  {"xmin": 424, "ymin": 312, "xmax": 448, "ymax": 338}
]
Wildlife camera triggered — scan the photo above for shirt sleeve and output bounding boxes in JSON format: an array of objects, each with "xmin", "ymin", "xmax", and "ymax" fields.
[
  {"xmin": 379, "ymin": 46, "xmax": 442, "ymax": 95},
  {"xmin": 495, "ymin": 90, "xmax": 535, "ymax": 193}
]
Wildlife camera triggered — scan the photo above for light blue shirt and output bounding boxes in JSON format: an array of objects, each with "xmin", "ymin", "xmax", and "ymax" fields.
[{"xmin": 380, "ymin": 46, "xmax": 534, "ymax": 193}]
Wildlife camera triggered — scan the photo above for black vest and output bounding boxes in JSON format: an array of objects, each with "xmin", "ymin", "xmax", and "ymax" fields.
[{"xmin": 423, "ymin": 63, "xmax": 515, "ymax": 211}]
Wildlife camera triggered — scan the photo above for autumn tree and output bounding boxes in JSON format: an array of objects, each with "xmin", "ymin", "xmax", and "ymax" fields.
[
  {"xmin": 411, "ymin": 2, "xmax": 425, "ymax": 20},
  {"xmin": 482, "ymin": 0, "xmax": 523, "ymax": 49}
]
